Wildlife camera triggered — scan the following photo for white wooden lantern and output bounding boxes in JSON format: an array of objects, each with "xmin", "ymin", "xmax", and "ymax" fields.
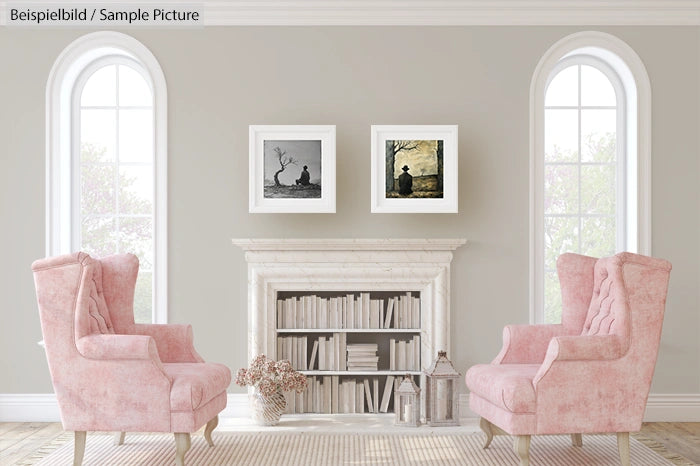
[
  {"xmin": 394, "ymin": 374, "xmax": 421, "ymax": 427},
  {"xmin": 424, "ymin": 350, "xmax": 460, "ymax": 426}
]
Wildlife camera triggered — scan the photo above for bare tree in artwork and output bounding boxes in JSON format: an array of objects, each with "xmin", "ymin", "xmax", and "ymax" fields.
[
  {"xmin": 385, "ymin": 140, "xmax": 420, "ymax": 192},
  {"xmin": 272, "ymin": 146, "xmax": 297, "ymax": 187},
  {"xmin": 436, "ymin": 140, "xmax": 444, "ymax": 191}
]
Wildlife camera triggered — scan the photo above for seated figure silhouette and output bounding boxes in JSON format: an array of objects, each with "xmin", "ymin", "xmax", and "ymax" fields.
[
  {"xmin": 296, "ymin": 166, "xmax": 311, "ymax": 186},
  {"xmin": 398, "ymin": 165, "xmax": 413, "ymax": 195}
]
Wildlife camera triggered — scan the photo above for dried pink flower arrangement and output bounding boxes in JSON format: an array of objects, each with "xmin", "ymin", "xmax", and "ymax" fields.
[{"xmin": 235, "ymin": 354, "xmax": 307, "ymax": 397}]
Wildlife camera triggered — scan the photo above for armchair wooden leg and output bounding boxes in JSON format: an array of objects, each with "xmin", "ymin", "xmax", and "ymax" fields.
[
  {"xmin": 174, "ymin": 432, "xmax": 191, "ymax": 466},
  {"xmin": 114, "ymin": 432, "xmax": 126, "ymax": 446},
  {"xmin": 73, "ymin": 431, "xmax": 86, "ymax": 466},
  {"xmin": 571, "ymin": 433, "xmax": 582, "ymax": 447},
  {"xmin": 204, "ymin": 415, "xmax": 219, "ymax": 447},
  {"xmin": 479, "ymin": 417, "xmax": 495, "ymax": 449},
  {"xmin": 617, "ymin": 432, "xmax": 631, "ymax": 466},
  {"xmin": 513, "ymin": 435, "xmax": 531, "ymax": 466}
]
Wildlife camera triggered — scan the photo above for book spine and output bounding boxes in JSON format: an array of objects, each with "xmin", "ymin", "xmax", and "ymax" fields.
[
  {"xmin": 412, "ymin": 296, "xmax": 420, "ymax": 329},
  {"xmin": 331, "ymin": 375, "xmax": 339, "ymax": 414},
  {"xmin": 384, "ymin": 298, "xmax": 394, "ymax": 329},
  {"xmin": 379, "ymin": 298, "xmax": 384, "ymax": 329},
  {"xmin": 413, "ymin": 335, "xmax": 420, "ymax": 370},
  {"xmin": 346, "ymin": 294, "xmax": 355, "ymax": 329},
  {"xmin": 323, "ymin": 376, "xmax": 331, "ymax": 414},
  {"xmin": 389, "ymin": 338, "xmax": 395, "ymax": 371},
  {"xmin": 380, "ymin": 375, "xmax": 395, "ymax": 413},
  {"xmin": 362, "ymin": 293, "xmax": 371, "ymax": 329},
  {"xmin": 357, "ymin": 382, "xmax": 365, "ymax": 414},
  {"xmin": 277, "ymin": 299, "xmax": 284, "ymax": 329},
  {"xmin": 373, "ymin": 378, "xmax": 379, "ymax": 414},
  {"xmin": 364, "ymin": 379, "xmax": 373, "ymax": 413}
]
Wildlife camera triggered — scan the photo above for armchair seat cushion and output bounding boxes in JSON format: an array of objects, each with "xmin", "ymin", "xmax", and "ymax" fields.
[
  {"xmin": 466, "ymin": 364, "xmax": 539, "ymax": 414},
  {"xmin": 164, "ymin": 362, "xmax": 232, "ymax": 412}
]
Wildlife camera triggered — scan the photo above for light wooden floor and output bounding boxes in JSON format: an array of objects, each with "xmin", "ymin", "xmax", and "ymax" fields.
[{"xmin": 0, "ymin": 422, "xmax": 698, "ymax": 465}]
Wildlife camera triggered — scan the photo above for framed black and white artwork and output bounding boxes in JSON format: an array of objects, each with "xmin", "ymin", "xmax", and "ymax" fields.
[{"xmin": 249, "ymin": 125, "xmax": 336, "ymax": 213}]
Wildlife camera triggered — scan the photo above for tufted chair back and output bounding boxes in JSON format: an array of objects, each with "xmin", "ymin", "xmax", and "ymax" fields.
[
  {"xmin": 74, "ymin": 254, "xmax": 116, "ymax": 339},
  {"xmin": 581, "ymin": 254, "xmax": 630, "ymax": 338}
]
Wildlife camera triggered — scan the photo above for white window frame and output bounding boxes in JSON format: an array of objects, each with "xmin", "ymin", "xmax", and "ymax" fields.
[
  {"xmin": 46, "ymin": 31, "xmax": 168, "ymax": 324},
  {"xmin": 530, "ymin": 31, "xmax": 652, "ymax": 323}
]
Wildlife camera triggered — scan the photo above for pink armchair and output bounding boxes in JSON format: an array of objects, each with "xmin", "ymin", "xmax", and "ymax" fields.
[
  {"xmin": 465, "ymin": 252, "xmax": 671, "ymax": 466},
  {"xmin": 32, "ymin": 252, "xmax": 231, "ymax": 466}
]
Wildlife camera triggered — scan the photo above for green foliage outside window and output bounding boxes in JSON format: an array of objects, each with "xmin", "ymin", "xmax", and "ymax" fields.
[
  {"xmin": 544, "ymin": 132, "xmax": 617, "ymax": 323},
  {"xmin": 80, "ymin": 143, "xmax": 153, "ymax": 323}
]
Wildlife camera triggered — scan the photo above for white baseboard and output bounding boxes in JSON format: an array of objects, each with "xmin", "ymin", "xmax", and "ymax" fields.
[
  {"xmin": 2, "ymin": 392, "xmax": 700, "ymax": 423},
  {"xmin": 643, "ymin": 394, "xmax": 700, "ymax": 422},
  {"xmin": 0, "ymin": 394, "xmax": 62, "ymax": 422}
]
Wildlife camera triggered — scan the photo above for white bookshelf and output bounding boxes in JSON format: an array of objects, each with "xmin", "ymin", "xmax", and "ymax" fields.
[
  {"xmin": 280, "ymin": 329, "xmax": 420, "ymax": 333},
  {"xmin": 276, "ymin": 291, "xmax": 423, "ymax": 416},
  {"xmin": 301, "ymin": 371, "xmax": 421, "ymax": 376}
]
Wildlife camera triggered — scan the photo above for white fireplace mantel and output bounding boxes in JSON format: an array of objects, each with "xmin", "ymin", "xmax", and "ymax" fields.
[{"xmin": 232, "ymin": 238, "xmax": 467, "ymax": 366}]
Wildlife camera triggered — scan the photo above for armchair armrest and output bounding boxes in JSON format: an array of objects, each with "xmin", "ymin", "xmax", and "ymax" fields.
[
  {"xmin": 533, "ymin": 334, "xmax": 626, "ymax": 386},
  {"xmin": 544, "ymin": 334, "xmax": 625, "ymax": 362},
  {"xmin": 76, "ymin": 334, "xmax": 160, "ymax": 361},
  {"xmin": 493, "ymin": 324, "xmax": 566, "ymax": 364},
  {"xmin": 133, "ymin": 323, "xmax": 204, "ymax": 363}
]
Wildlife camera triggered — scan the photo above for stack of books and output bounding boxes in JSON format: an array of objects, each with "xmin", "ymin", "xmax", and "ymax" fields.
[{"xmin": 346, "ymin": 343, "xmax": 379, "ymax": 371}]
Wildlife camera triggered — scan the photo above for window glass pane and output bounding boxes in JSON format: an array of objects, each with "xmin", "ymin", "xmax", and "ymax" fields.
[
  {"xmin": 544, "ymin": 216, "xmax": 579, "ymax": 270},
  {"xmin": 545, "ymin": 65, "xmax": 578, "ymax": 107},
  {"xmin": 545, "ymin": 109, "xmax": 578, "ymax": 162},
  {"xmin": 118, "ymin": 65, "xmax": 152, "ymax": 107},
  {"xmin": 581, "ymin": 65, "xmax": 616, "ymax": 107},
  {"xmin": 581, "ymin": 165, "xmax": 616, "ymax": 215},
  {"xmin": 544, "ymin": 165, "xmax": 579, "ymax": 214},
  {"xmin": 119, "ymin": 109, "xmax": 153, "ymax": 164},
  {"xmin": 133, "ymin": 271, "xmax": 153, "ymax": 324},
  {"xmin": 119, "ymin": 165, "xmax": 153, "ymax": 215},
  {"xmin": 581, "ymin": 216, "xmax": 616, "ymax": 258},
  {"xmin": 81, "ymin": 109, "xmax": 116, "ymax": 161},
  {"xmin": 544, "ymin": 271, "xmax": 563, "ymax": 324},
  {"xmin": 80, "ymin": 65, "xmax": 116, "ymax": 107},
  {"xmin": 81, "ymin": 216, "xmax": 117, "ymax": 258},
  {"xmin": 581, "ymin": 109, "xmax": 616, "ymax": 162},
  {"xmin": 80, "ymin": 157, "xmax": 115, "ymax": 216},
  {"xmin": 118, "ymin": 217, "xmax": 153, "ymax": 269}
]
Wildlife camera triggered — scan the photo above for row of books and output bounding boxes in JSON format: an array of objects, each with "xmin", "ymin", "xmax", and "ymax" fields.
[
  {"xmin": 278, "ymin": 334, "xmax": 421, "ymax": 372},
  {"xmin": 277, "ymin": 334, "xmax": 348, "ymax": 371},
  {"xmin": 277, "ymin": 292, "xmax": 420, "ymax": 329},
  {"xmin": 284, "ymin": 375, "xmax": 398, "ymax": 414},
  {"xmin": 389, "ymin": 336, "xmax": 421, "ymax": 371}
]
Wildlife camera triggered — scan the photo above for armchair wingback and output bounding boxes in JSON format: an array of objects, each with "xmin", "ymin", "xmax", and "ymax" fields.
[
  {"xmin": 32, "ymin": 252, "xmax": 231, "ymax": 466},
  {"xmin": 465, "ymin": 252, "xmax": 671, "ymax": 466}
]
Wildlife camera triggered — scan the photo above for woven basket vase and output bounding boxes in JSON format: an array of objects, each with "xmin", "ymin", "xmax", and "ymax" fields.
[{"xmin": 251, "ymin": 389, "xmax": 287, "ymax": 426}]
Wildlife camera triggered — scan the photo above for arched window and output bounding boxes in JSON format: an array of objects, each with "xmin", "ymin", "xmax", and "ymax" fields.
[
  {"xmin": 531, "ymin": 32, "xmax": 651, "ymax": 323},
  {"xmin": 47, "ymin": 32, "xmax": 167, "ymax": 323}
]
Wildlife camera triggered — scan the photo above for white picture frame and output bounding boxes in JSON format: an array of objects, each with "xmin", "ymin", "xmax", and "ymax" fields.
[
  {"xmin": 249, "ymin": 125, "xmax": 336, "ymax": 213},
  {"xmin": 371, "ymin": 125, "xmax": 458, "ymax": 213}
]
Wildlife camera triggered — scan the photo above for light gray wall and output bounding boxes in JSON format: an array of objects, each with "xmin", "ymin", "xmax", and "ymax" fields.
[{"xmin": 0, "ymin": 26, "xmax": 697, "ymax": 395}]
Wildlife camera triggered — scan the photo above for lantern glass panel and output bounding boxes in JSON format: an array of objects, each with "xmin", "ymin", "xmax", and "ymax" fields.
[
  {"xmin": 436, "ymin": 379, "xmax": 454, "ymax": 421},
  {"xmin": 399, "ymin": 395, "xmax": 413, "ymax": 423}
]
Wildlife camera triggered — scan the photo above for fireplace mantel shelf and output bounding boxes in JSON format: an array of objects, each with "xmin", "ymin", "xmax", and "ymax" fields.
[{"xmin": 232, "ymin": 238, "xmax": 467, "ymax": 252}]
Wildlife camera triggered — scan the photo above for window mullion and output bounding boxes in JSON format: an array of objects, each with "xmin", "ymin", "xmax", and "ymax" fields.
[
  {"xmin": 114, "ymin": 64, "xmax": 121, "ymax": 254},
  {"xmin": 577, "ymin": 65, "xmax": 582, "ymax": 255}
]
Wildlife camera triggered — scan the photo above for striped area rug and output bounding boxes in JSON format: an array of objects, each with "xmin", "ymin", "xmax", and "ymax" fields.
[{"xmin": 34, "ymin": 431, "xmax": 673, "ymax": 465}]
